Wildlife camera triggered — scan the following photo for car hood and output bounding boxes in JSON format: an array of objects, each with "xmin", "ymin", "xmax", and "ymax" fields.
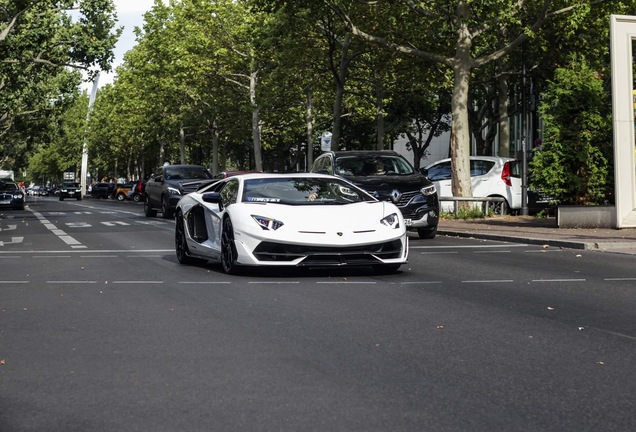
[{"xmin": 239, "ymin": 201, "xmax": 402, "ymax": 232}]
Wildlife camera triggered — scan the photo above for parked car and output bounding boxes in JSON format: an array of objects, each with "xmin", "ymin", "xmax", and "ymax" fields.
[
  {"xmin": 311, "ymin": 150, "xmax": 439, "ymax": 239},
  {"xmin": 0, "ymin": 178, "xmax": 25, "ymax": 210},
  {"xmin": 114, "ymin": 183, "xmax": 133, "ymax": 201},
  {"xmin": 127, "ymin": 180, "xmax": 146, "ymax": 202},
  {"xmin": 422, "ymin": 156, "xmax": 521, "ymax": 215},
  {"xmin": 174, "ymin": 172, "xmax": 408, "ymax": 274},
  {"xmin": 144, "ymin": 164, "xmax": 214, "ymax": 218},
  {"xmin": 90, "ymin": 182, "xmax": 115, "ymax": 199}
]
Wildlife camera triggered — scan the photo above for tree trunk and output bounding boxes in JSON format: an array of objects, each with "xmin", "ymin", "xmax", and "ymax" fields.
[
  {"xmin": 250, "ymin": 67, "xmax": 263, "ymax": 171},
  {"xmin": 450, "ymin": 60, "xmax": 473, "ymax": 198},
  {"xmin": 179, "ymin": 122, "xmax": 186, "ymax": 164},
  {"xmin": 375, "ymin": 83, "xmax": 385, "ymax": 150},
  {"xmin": 211, "ymin": 120, "xmax": 219, "ymax": 176},
  {"xmin": 331, "ymin": 33, "xmax": 351, "ymax": 149},
  {"xmin": 497, "ymin": 72, "xmax": 510, "ymax": 157},
  {"xmin": 306, "ymin": 88, "xmax": 314, "ymax": 168}
]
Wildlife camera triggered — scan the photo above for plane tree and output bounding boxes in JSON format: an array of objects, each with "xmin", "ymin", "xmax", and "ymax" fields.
[{"xmin": 1, "ymin": 0, "xmax": 120, "ymax": 171}]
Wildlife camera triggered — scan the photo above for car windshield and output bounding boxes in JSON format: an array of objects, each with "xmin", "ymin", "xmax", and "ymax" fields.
[
  {"xmin": 164, "ymin": 166, "xmax": 212, "ymax": 180},
  {"xmin": 0, "ymin": 180, "xmax": 18, "ymax": 191},
  {"xmin": 335, "ymin": 155, "xmax": 415, "ymax": 176},
  {"xmin": 241, "ymin": 177, "xmax": 375, "ymax": 205}
]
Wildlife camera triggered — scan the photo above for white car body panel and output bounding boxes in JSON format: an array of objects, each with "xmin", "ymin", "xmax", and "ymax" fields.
[{"xmin": 175, "ymin": 173, "xmax": 408, "ymax": 271}]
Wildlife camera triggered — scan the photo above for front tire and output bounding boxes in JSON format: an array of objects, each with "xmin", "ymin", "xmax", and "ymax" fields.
[
  {"xmin": 417, "ymin": 226, "xmax": 437, "ymax": 239},
  {"xmin": 221, "ymin": 217, "xmax": 239, "ymax": 274},
  {"xmin": 144, "ymin": 195, "xmax": 157, "ymax": 217},
  {"xmin": 175, "ymin": 212, "xmax": 196, "ymax": 265},
  {"xmin": 133, "ymin": 193, "xmax": 141, "ymax": 202},
  {"xmin": 117, "ymin": 193, "xmax": 126, "ymax": 201},
  {"xmin": 161, "ymin": 195, "xmax": 173, "ymax": 219}
]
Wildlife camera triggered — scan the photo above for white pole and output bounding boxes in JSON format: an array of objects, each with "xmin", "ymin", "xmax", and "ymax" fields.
[{"xmin": 81, "ymin": 74, "xmax": 100, "ymax": 197}]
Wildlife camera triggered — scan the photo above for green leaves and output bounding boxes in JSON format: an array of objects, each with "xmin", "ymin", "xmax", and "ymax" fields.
[{"xmin": 530, "ymin": 57, "xmax": 612, "ymax": 205}]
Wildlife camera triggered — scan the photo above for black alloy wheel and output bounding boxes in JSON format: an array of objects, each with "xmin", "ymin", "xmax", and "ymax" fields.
[
  {"xmin": 221, "ymin": 217, "xmax": 239, "ymax": 274},
  {"xmin": 161, "ymin": 195, "xmax": 173, "ymax": 219},
  {"xmin": 175, "ymin": 212, "xmax": 195, "ymax": 264},
  {"xmin": 417, "ymin": 226, "xmax": 437, "ymax": 239},
  {"xmin": 133, "ymin": 193, "xmax": 142, "ymax": 202},
  {"xmin": 144, "ymin": 195, "xmax": 157, "ymax": 217}
]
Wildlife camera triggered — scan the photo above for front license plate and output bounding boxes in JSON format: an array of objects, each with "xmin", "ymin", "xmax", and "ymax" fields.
[
  {"xmin": 404, "ymin": 218, "xmax": 412, "ymax": 226},
  {"xmin": 0, "ymin": 200, "xmax": 10, "ymax": 205}
]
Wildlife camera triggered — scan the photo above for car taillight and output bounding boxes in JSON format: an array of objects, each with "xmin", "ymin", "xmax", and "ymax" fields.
[{"xmin": 501, "ymin": 162, "xmax": 512, "ymax": 187}]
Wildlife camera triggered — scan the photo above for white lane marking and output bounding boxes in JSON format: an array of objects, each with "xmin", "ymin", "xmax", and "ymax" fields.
[
  {"xmin": 420, "ymin": 251, "xmax": 458, "ymax": 255},
  {"xmin": 0, "ymin": 224, "xmax": 17, "ymax": 231},
  {"xmin": 34, "ymin": 255, "xmax": 72, "ymax": 259},
  {"xmin": 102, "ymin": 221, "xmax": 131, "ymax": 226},
  {"xmin": 29, "ymin": 209, "xmax": 84, "ymax": 248},
  {"xmin": 0, "ymin": 256, "xmax": 21, "ymax": 259},
  {"xmin": 179, "ymin": 281, "xmax": 231, "ymax": 285},
  {"xmin": 65, "ymin": 222, "xmax": 91, "ymax": 228},
  {"xmin": 60, "ymin": 235, "xmax": 81, "ymax": 245},
  {"xmin": 110, "ymin": 281, "xmax": 164, "ymax": 284},
  {"xmin": 462, "ymin": 280, "xmax": 514, "ymax": 283},
  {"xmin": 473, "ymin": 250, "xmax": 511, "ymax": 254},
  {"xmin": 316, "ymin": 281, "xmax": 377, "ymax": 284},
  {"xmin": 604, "ymin": 277, "xmax": 636, "ymax": 281},
  {"xmin": 532, "ymin": 279, "xmax": 586, "ymax": 282},
  {"xmin": 0, "ymin": 249, "xmax": 173, "ymax": 255},
  {"xmin": 0, "ymin": 237, "xmax": 23, "ymax": 246},
  {"xmin": 0, "ymin": 281, "xmax": 29, "ymax": 284},
  {"xmin": 69, "ymin": 202, "xmax": 143, "ymax": 217},
  {"xmin": 81, "ymin": 255, "xmax": 118, "ymax": 258},
  {"xmin": 46, "ymin": 281, "xmax": 98, "ymax": 284},
  {"xmin": 248, "ymin": 281, "xmax": 300, "ymax": 285},
  {"xmin": 400, "ymin": 281, "xmax": 443, "ymax": 285}
]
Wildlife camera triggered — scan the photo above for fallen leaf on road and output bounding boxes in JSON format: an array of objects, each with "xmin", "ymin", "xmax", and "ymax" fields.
[
  {"xmin": 0, "ymin": 359, "xmax": 5, "ymax": 365},
  {"xmin": 436, "ymin": 325, "xmax": 445, "ymax": 329},
  {"xmin": 547, "ymin": 306, "xmax": 555, "ymax": 311}
]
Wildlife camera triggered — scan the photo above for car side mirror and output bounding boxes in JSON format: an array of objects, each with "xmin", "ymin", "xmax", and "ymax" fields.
[
  {"xmin": 419, "ymin": 168, "xmax": 428, "ymax": 176},
  {"xmin": 202, "ymin": 192, "xmax": 221, "ymax": 204}
]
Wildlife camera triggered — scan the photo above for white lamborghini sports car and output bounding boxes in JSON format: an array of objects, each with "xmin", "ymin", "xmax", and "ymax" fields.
[{"xmin": 174, "ymin": 173, "xmax": 409, "ymax": 274}]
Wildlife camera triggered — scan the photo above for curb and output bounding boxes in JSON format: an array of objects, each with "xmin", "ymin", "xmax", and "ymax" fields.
[{"xmin": 438, "ymin": 230, "xmax": 592, "ymax": 250}]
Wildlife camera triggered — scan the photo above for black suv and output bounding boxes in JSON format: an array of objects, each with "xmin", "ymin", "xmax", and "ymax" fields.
[
  {"xmin": 311, "ymin": 150, "xmax": 439, "ymax": 238},
  {"xmin": 59, "ymin": 182, "xmax": 82, "ymax": 201},
  {"xmin": 90, "ymin": 182, "xmax": 115, "ymax": 199},
  {"xmin": 144, "ymin": 164, "xmax": 213, "ymax": 218}
]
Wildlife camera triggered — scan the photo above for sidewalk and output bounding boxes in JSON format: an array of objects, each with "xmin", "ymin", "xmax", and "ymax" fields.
[{"xmin": 437, "ymin": 216, "xmax": 636, "ymax": 255}]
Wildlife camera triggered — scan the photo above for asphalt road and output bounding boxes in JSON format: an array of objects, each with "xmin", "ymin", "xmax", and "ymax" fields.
[{"xmin": 1, "ymin": 196, "xmax": 635, "ymax": 431}]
